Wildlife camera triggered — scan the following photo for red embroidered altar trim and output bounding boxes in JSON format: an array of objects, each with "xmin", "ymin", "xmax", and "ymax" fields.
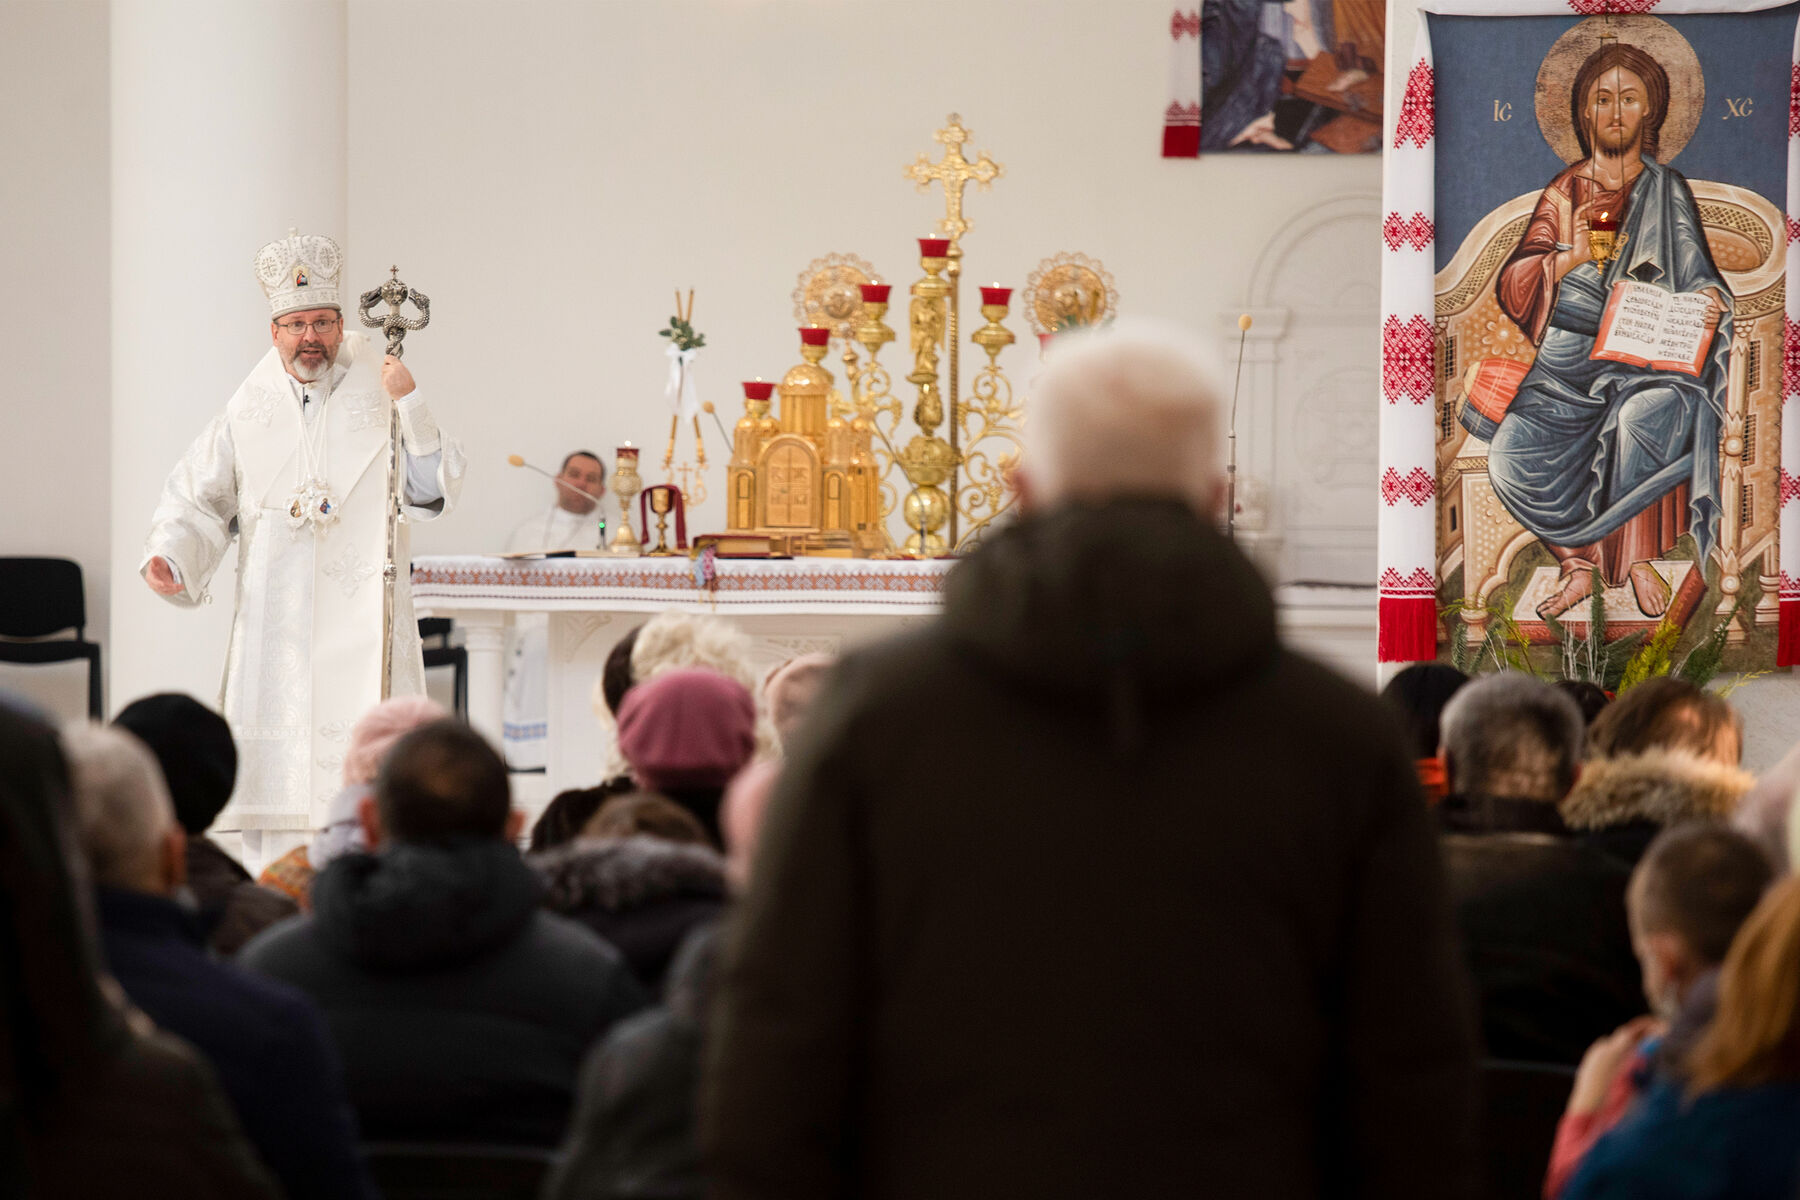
[
  {"xmin": 1380, "ymin": 467, "xmax": 1436, "ymax": 508},
  {"xmin": 1382, "ymin": 315, "xmax": 1435, "ymax": 404},
  {"xmin": 1383, "ymin": 212, "xmax": 1434, "ymax": 252},
  {"xmin": 1395, "ymin": 62, "xmax": 1435, "ymax": 149}
]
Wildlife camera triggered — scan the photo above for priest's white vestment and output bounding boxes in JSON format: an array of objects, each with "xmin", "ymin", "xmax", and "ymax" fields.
[{"xmin": 142, "ymin": 331, "xmax": 465, "ymax": 839}]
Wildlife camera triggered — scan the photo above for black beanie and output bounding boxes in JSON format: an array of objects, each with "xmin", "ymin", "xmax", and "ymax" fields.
[{"xmin": 114, "ymin": 693, "xmax": 237, "ymax": 835}]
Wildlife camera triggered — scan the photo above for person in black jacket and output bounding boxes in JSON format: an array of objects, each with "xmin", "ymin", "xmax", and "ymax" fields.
[
  {"xmin": 241, "ymin": 718, "xmax": 647, "ymax": 1146},
  {"xmin": 61, "ymin": 723, "xmax": 373, "ymax": 1200},
  {"xmin": 701, "ymin": 322, "xmax": 1479, "ymax": 1200},
  {"xmin": 1437, "ymin": 673, "xmax": 1645, "ymax": 1065}
]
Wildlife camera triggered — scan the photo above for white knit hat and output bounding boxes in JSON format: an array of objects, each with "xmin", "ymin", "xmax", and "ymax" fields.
[{"xmin": 254, "ymin": 228, "xmax": 343, "ymax": 318}]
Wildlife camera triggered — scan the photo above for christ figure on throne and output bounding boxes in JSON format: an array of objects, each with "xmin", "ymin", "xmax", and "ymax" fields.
[{"xmin": 1485, "ymin": 41, "xmax": 1730, "ymax": 621}]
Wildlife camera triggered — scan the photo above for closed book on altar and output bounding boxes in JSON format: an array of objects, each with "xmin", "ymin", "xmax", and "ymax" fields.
[
  {"xmin": 1457, "ymin": 357, "xmax": 1529, "ymax": 441},
  {"xmin": 1591, "ymin": 281, "xmax": 1721, "ymax": 376}
]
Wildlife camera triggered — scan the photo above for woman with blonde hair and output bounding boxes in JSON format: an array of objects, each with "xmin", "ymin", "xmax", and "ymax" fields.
[{"xmin": 1565, "ymin": 877, "xmax": 1800, "ymax": 1198}]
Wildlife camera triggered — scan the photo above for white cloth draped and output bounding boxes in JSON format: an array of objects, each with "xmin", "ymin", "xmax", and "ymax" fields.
[
  {"xmin": 500, "ymin": 503, "xmax": 600, "ymax": 769},
  {"xmin": 142, "ymin": 331, "xmax": 464, "ymax": 843}
]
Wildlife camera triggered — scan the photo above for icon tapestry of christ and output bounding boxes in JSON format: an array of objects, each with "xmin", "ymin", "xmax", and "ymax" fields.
[{"xmin": 1478, "ymin": 39, "xmax": 1731, "ymax": 622}]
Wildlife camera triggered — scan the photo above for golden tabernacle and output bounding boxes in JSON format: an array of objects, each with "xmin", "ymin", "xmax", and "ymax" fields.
[{"xmin": 724, "ymin": 327, "xmax": 884, "ymax": 557}]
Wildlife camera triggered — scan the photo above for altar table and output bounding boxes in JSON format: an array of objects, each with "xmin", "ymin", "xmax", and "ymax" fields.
[{"xmin": 410, "ymin": 555, "xmax": 954, "ymax": 793}]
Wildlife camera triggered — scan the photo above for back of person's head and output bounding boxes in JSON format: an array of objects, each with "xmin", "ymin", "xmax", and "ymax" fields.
[
  {"xmin": 1555, "ymin": 679, "xmax": 1612, "ymax": 727},
  {"xmin": 1686, "ymin": 876, "xmax": 1800, "ymax": 1092},
  {"xmin": 374, "ymin": 719, "xmax": 511, "ymax": 843},
  {"xmin": 1632, "ymin": 824, "xmax": 1774, "ymax": 968},
  {"xmin": 344, "ymin": 695, "xmax": 447, "ymax": 785},
  {"xmin": 583, "ymin": 792, "xmax": 709, "ymax": 845},
  {"xmin": 112, "ymin": 692, "xmax": 236, "ymax": 836},
  {"xmin": 1380, "ymin": 663, "xmax": 1470, "ymax": 759},
  {"xmin": 763, "ymin": 652, "xmax": 835, "ymax": 748},
  {"xmin": 0, "ymin": 699, "xmax": 118, "ymax": 1110},
  {"xmin": 61, "ymin": 724, "xmax": 182, "ymax": 893},
  {"xmin": 1439, "ymin": 673, "xmax": 1585, "ymax": 804},
  {"xmin": 601, "ymin": 625, "xmax": 644, "ymax": 716},
  {"xmin": 630, "ymin": 612, "xmax": 756, "ymax": 693},
  {"xmin": 529, "ymin": 779, "xmax": 633, "ymax": 853},
  {"xmin": 1024, "ymin": 319, "xmax": 1226, "ymax": 516},
  {"xmin": 1589, "ymin": 677, "xmax": 1742, "ymax": 765},
  {"xmin": 616, "ymin": 668, "xmax": 758, "ymax": 793}
]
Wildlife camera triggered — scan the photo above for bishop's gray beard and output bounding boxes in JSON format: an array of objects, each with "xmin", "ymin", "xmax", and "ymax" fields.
[{"xmin": 285, "ymin": 346, "xmax": 335, "ymax": 383}]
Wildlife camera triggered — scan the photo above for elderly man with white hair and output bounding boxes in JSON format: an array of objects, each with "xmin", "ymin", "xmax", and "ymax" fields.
[
  {"xmin": 61, "ymin": 724, "xmax": 374, "ymax": 1200},
  {"xmin": 703, "ymin": 321, "xmax": 1479, "ymax": 1200}
]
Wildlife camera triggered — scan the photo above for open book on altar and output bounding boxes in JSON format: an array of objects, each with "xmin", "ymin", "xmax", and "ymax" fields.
[{"xmin": 1591, "ymin": 281, "xmax": 1722, "ymax": 376}]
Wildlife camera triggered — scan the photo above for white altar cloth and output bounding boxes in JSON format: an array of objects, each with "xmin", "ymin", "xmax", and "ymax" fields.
[{"xmin": 411, "ymin": 555, "xmax": 954, "ymax": 800}]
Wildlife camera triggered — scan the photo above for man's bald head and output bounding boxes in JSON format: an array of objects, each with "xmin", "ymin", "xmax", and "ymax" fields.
[{"xmin": 1023, "ymin": 320, "xmax": 1227, "ymax": 517}]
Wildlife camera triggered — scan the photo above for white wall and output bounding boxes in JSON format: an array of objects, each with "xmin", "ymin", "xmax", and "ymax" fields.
[
  {"xmin": 344, "ymin": 0, "xmax": 1379, "ymax": 555},
  {"xmin": 0, "ymin": 0, "xmax": 111, "ymax": 719}
]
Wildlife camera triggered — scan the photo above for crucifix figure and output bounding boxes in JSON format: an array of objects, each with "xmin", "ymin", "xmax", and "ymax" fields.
[{"xmin": 904, "ymin": 113, "xmax": 1003, "ymax": 243}]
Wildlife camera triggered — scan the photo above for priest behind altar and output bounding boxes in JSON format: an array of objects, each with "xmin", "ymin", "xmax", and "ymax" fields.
[
  {"xmin": 141, "ymin": 230, "xmax": 465, "ymax": 868},
  {"xmin": 501, "ymin": 450, "xmax": 607, "ymax": 771}
]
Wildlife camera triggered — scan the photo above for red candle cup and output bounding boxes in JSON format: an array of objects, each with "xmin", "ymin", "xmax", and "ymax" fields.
[
  {"xmin": 617, "ymin": 445, "xmax": 640, "ymax": 460},
  {"xmin": 798, "ymin": 325, "xmax": 831, "ymax": 347},
  {"xmin": 980, "ymin": 286, "xmax": 1012, "ymax": 307},
  {"xmin": 742, "ymin": 380, "xmax": 776, "ymax": 401},
  {"xmin": 1591, "ymin": 210, "xmax": 1619, "ymax": 232},
  {"xmin": 860, "ymin": 283, "xmax": 892, "ymax": 304},
  {"xmin": 918, "ymin": 237, "xmax": 951, "ymax": 259}
]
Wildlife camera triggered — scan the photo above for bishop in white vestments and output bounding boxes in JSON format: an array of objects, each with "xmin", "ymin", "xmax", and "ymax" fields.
[
  {"xmin": 501, "ymin": 449, "xmax": 606, "ymax": 769},
  {"xmin": 141, "ymin": 231, "xmax": 465, "ymax": 861}
]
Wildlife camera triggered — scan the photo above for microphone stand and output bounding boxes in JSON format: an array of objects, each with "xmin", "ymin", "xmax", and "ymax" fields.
[{"xmin": 1227, "ymin": 313, "xmax": 1251, "ymax": 543}]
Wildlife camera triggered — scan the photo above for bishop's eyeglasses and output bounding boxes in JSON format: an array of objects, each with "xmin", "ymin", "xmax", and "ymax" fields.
[{"xmin": 275, "ymin": 316, "xmax": 343, "ymax": 335}]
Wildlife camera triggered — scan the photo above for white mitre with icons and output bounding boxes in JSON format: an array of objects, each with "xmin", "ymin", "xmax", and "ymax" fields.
[{"xmin": 255, "ymin": 228, "xmax": 343, "ymax": 318}]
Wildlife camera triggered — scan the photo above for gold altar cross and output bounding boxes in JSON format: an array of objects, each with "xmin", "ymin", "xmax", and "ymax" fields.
[{"xmin": 904, "ymin": 113, "xmax": 1003, "ymax": 243}]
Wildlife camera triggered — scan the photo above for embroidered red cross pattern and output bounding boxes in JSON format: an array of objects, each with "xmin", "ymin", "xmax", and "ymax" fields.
[
  {"xmin": 1785, "ymin": 316, "xmax": 1800, "ymax": 398},
  {"xmin": 1383, "ymin": 213, "xmax": 1433, "ymax": 252},
  {"xmin": 1379, "ymin": 567, "xmax": 1437, "ymax": 596},
  {"xmin": 1782, "ymin": 571, "xmax": 1800, "ymax": 600},
  {"xmin": 1380, "ymin": 468, "xmax": 1435, "ymax": 508},
  {"xmin": 1791, "ymin": 64, "xmax": 1800, "ymax": 137},
  {"xmin": 1394, "ymin": 62, "xmax": 1434, "ymax": 148},
  {"xmin": 1382, "ymin": 315, "xmax": 1435, "ymax": 404},
  {"xmin": 1781, "ymin": 469, "xmax": 1800, "ymax": 508},
  {"xmin": 1169, "ymin": 9, "xmax": 1200, "ymax": 39},
  {"xmin": 1566, "ymin": 0, "xmax": 1660, "ymax": 14}
]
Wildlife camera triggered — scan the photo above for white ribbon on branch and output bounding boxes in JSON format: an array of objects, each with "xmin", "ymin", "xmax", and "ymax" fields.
[{"xmin": 665, "ymin": 345, "xmax": 700, "ymax": 419}]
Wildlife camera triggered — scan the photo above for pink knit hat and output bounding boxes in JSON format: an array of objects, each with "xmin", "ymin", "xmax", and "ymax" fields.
[
  {"xmin": 616, "ymin": 668, "xmax": 757, "ymax": 791},
  {"xmin": 343, "ymin": 695, "xmax": 446, "ymax": 785}
]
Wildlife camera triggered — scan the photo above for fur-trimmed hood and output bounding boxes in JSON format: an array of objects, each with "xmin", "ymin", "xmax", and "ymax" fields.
[
  {"xmin": 532, "ymin": 834, "xmax": 727, "ymax": 916},
  {"xmin": 1560, "ymin": 748, "xmax": 1754, "ymax": 831}
]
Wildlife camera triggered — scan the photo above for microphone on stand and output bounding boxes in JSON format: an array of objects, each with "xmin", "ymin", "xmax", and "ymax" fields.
[
  {"xmin": 1227, "ymin": 313, "xmax": 1251, "ymax": 543},
  {"xmin": 507, "ymin": 454, "xmax": 604, "ymax": 505}
]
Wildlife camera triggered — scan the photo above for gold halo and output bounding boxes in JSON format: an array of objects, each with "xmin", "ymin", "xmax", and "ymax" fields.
[
  {"xmin": 1534, "ymin": 16, "xmax": 1703, "ymax": 165},
  {"xmin": 793, "ymin": 253, "xmax": 878, "ymax": 341}
]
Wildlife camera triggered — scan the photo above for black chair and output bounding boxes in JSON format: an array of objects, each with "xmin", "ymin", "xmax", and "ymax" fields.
[
  {"xmin": 1480, "ymin": 1058, "xmax": 1577, "ymax": 1200},
  {"xmin": 0, "ymin": 557, "xmax": 103, "ymax": 719},
  {"xmin": 418, "ymin": 617, "xmax": 468, "ymax": 718},
  {"xmin": 361, "ymin": 1142, "xmax": 560, "ymax": 1200}
]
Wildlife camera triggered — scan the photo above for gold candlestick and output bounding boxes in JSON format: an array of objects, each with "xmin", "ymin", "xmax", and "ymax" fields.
[
  {"xmin": 956, "ymin": 289, "xmax": 1024, "ymax": 550},
  {"xmin": 608, "ymin": 445, "xmax": 643, "ymax": 556}
]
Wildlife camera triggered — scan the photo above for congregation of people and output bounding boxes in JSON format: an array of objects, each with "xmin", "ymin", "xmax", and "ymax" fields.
[{"xmin": 10, "ymin": 326, "xmax": 1800, "ymax": 1199}]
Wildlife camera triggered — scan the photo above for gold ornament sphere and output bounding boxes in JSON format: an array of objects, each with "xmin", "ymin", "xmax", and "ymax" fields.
[{"xmin": 902, "ymin": 486, "xmax": 949, "ymax": 532}]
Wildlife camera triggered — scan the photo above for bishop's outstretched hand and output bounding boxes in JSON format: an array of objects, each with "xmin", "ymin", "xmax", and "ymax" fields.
[{"xmin": 145, "ymin": 556, "xmax": 182, "ymax": 596}]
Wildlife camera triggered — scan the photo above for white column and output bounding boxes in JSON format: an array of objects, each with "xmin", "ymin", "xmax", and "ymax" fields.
[
  {"xmin": 110, "ymin": 0, "xmax": 347, "ymax": 712},
  {"xmin": 459, "ymin": 611, "xmax": 508, "ymax": 748}
]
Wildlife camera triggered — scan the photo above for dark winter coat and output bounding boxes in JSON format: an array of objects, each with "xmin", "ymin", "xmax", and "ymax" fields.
[
  {"xmin": 544, "ymin": 922, "xmax": 721, "ymax": 1200},
  {"xmin": 184, "ymin": 834, "xmax": 299, "ymax": 955},
  {"xmin": 701, "ymin": 498, "xmax": 1480, "ymax": 1200},
  {"xmin": 1560, "ymin": 749, "xmax": 1755, "ymax": 869},
  {"xmin": 1441, "ymin": 832, "xmax": 1643, "ymax": 1065},
  {"xmin": 534, "ymin": 834, "xmax": 729, "ymax": 996},
  {"xmin": 240, "ymin": 837, "xmax": 648, "ymax": 1146},
  {"xmin": 95, "ymin": 886, "xmax": 374, "ymax": 1200}
]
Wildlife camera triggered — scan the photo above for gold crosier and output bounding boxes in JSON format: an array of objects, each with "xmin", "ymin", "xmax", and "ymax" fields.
[{"xmin": 902, "ymin": 114, "xmax": 1002, "ymax": 551}]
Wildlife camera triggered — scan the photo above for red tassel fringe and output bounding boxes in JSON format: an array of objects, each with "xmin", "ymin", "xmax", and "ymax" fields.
[
  {"xmin": 1778, "ymin": 599, "xmax": 1800, "ymax": 667},
  {"xmin": 1162, "ymin": 126, "xmax": 1200, "ymax": 158},
  {"xmin": 1378, "ymin": 595, "xmax": 1438, "ymax": 663}
]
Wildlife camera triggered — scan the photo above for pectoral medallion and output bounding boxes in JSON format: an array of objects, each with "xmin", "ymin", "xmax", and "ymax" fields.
[{"xmin": 287, "ymin": 478, "xmax": 341, "ymax": 531}]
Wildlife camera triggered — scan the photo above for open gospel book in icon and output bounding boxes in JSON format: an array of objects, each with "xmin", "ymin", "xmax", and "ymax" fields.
[{"xmin": 1591, "ymin": 281, "xmax": 1722, "ymax": 376}]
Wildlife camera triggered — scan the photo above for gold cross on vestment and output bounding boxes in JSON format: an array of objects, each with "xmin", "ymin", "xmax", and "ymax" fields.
[{"xmin": 904, "ymin": 113, "xmax": 1004, "ymax": 243}]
